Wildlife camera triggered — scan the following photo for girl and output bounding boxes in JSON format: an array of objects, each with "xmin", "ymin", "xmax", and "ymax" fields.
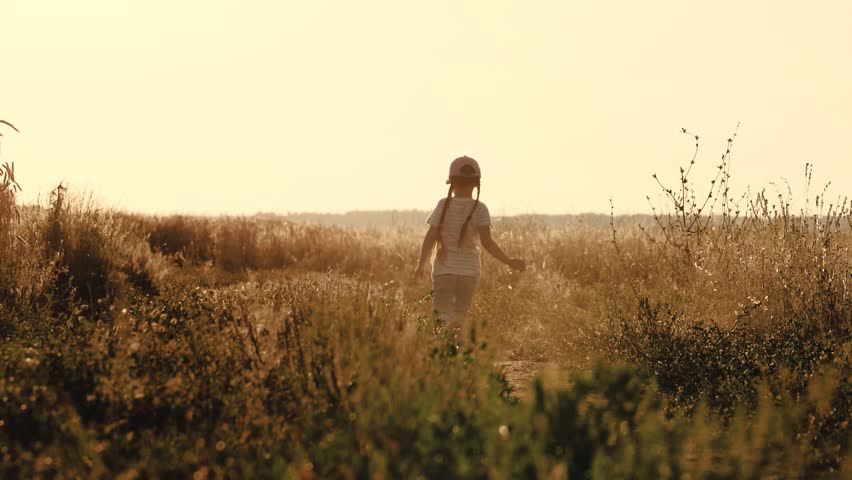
[{"xmin": 414, "ymin": 156, "xmax": 525, "ymax": 334}]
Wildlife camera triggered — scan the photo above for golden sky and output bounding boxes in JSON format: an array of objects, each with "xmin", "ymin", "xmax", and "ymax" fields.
[{"xmin": 2, "ymin": 1, "xmax": 850, "ymax": 215}]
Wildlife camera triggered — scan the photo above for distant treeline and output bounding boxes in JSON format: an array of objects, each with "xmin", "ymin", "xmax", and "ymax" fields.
[{"xmin": 259, "ymin": 210, "xmax": 655, "ymax": 229}]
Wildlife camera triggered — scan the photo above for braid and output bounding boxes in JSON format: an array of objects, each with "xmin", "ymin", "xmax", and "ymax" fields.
[
  {"xmin": 435, "ymin": 183, "xmax": 454, "ymax": 262},
  {"xmin": 458, "ymin": 180, "xmax": 481, "ymax": 247}
]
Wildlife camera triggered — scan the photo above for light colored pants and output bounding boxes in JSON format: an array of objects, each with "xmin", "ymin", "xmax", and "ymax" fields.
[{"xmin": 432, "ymin": 274, "xmax": 478, "ymax": 330}]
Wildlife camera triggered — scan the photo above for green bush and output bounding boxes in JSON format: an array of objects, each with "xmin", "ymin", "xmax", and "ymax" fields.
[{"xmin": 612, "ymin": 298, "xmax": 850, "ymax": 470}]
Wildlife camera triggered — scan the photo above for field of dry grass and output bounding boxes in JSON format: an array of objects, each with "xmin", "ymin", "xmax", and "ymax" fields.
[{"xmin": 1, "ymin": 132, "xmax": 850, "ymax": 477}]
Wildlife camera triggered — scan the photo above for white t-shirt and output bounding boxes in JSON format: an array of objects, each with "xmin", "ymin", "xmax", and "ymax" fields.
[{"xmin": 426, "ymin": 197, "xmax": 492, "ymax": 277}]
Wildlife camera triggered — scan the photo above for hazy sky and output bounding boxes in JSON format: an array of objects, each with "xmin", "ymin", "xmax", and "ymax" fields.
[{"xmin": 2, "ymin": 1, "xmax": 850, "ymax": 215}]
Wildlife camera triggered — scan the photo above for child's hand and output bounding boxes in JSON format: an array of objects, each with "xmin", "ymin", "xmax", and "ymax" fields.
[
  {"xmin": 413, "ymin": 265, "xmax": 428, "ymax": 283},
  {"xmin": 508, "ymin": 258, "xmax": 526, "ymax": 272}
]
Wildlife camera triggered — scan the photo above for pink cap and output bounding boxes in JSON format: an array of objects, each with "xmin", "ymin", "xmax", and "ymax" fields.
[{"xmin": 446, "ymin": 155, "xmax": 481, "ymax": 184}]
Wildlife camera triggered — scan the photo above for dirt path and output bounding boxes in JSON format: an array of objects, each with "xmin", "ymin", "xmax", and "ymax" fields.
[{"xmin": 495, "ymin": 361, "xmax": 572, "ymax": 398}]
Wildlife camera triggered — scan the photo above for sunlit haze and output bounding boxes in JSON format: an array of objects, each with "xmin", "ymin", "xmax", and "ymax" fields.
[{"xmin": 2, "ymin": 1, "xmax": 850, "ymax": 215}]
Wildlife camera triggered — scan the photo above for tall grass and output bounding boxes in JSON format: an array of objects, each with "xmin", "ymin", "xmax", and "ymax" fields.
[
  {"xmin": 0, "ymin": 129, "xmax": 849, "ymax": 477},
  {"xmin": 0, "ymin": 120, "xmax": 52, "ymax": 331},
  {"xmin": 605, "ymin": 132, "xmax": 851, "ymax": 473}
]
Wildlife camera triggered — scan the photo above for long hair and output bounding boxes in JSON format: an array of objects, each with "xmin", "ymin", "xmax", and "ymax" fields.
[
  {"xmin": 458, "ymin": 179, "xmax": 481, "ymax": 247},
  {"xmin": 435, "ymin": 183, "xmax": 454, "ymax": 262}
]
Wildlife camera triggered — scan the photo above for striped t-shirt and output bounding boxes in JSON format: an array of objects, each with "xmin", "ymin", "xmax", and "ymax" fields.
[{"xmin": 426, "ymin": 197, "xmax": 492, "ymax": 277}]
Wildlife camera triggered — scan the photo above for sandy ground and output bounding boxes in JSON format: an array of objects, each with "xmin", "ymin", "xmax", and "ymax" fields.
[{"xmin": 495, "ymin": 361, "xmax": 572, "ymax": 398}]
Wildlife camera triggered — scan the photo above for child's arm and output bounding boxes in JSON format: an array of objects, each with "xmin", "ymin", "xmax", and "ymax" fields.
[
  {"xmin": 414, "ymin": 225, "xmax": 440, "ymax": 281},
  {"xmin": 478, "ymin": 225, "xmax": 525, "ymax": 271}
]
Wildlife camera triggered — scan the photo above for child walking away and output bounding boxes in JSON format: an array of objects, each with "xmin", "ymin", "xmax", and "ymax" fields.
[{"xmin": 414, "ymin": 156, "xmax": 525, "ymax": 335}]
